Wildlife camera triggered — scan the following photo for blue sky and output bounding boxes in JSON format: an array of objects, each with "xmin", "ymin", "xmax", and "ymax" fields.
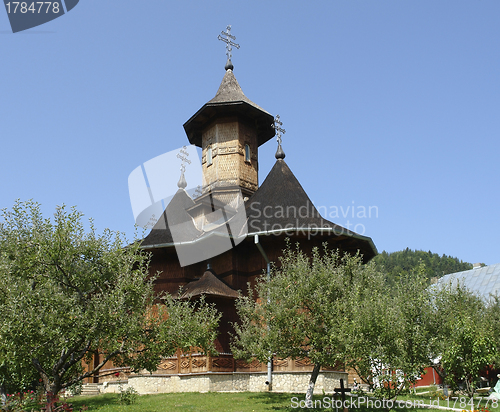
[{"xmin": 1, "ymin": 1, "xmax": 499, "ymax": 265}]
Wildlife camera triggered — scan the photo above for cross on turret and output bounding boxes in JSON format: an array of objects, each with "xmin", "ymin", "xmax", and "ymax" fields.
[
  {"xmin": 177, "ymin": 146, "xmax": 191, "ymax": 174},
  {"xmin": 272, "ymin": 115, "xmax": 285, "ymax": 146},
  {"xmin": 218, "ymin": 25, "xmax": 240, "ymax": 70}
]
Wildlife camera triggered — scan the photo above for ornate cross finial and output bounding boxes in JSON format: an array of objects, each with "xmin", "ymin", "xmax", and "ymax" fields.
[
  {"xmin": 176, "ymin": 146, "xmax": 191, "ymax": 189},
  {"xmin": 146, "ymin": 213, "xmax": 158, "ymax": 229},
  {"xmin": 177, "ymin": 146, "xmax": 191, "ymax": 174},
  {"xmin": 272, "ymin": 115, "xmax": 286, "ymax": 160},
  {"xmin": 272, "ymin": 115, "xmax": 286, "ymax": 146},
  {"xmin": 218, "ymin": 25, "xmax": 240, "ymax": 70}
]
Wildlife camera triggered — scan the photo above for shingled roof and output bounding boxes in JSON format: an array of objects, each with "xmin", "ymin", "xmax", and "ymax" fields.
[
  {"xmin": 207, "ymin": 69, "xmax": 267, "ymax": 110},
  {"xmin": 141, "ymin": 187, "xmax": 201, "ymax": 247},
  {"xmin": 183, "ymin": 69, "xmax": 275, "ymax": 147},
  {"xmin": 246, "ymin": 159, "xmax": 339, "ymax": 231},
  {"xmin": 245, "ymin": 158, "xmax": 377, "ymax": 260},
  {"xmin": 177, "ymin": 270, "xmax": 240, "ymax": 299}
]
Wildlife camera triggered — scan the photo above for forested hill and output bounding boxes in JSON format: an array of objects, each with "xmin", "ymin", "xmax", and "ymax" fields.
[{"xmin": 373, "ymin": 248, "xmax": 473, "ymax": 286}]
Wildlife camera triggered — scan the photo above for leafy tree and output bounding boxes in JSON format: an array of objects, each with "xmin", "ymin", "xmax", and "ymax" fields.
[
  {"xmin": 232, "ymin": 241, "xmax": 495, "ymax": 404},
  {"xmin": 341, "ymin": 265, "xmax": 398, "ymax": 395},
  {"xmin": 485, "ymin": 295, "xmax": 500, "ymax": 366},
  {"xmin": 345, "ymin": 263, "xmax": 435, "ymax": 400},
  {"xmin": 374, "ymin": 249, "xmax": 472, "ymax": 287},
  {"xmin": 431, "ymin": 282, "xmax": 494, "ymax": 396},
  {"xmin": 231, "ymin": 242, "xmax": 385, "ymax": 404},
  {"xmin": 0, "ymin": 200, "xmax": 220, "ymax": 410}
]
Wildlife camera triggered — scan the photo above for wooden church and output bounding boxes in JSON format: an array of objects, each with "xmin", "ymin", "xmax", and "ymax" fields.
[
  {"xmin": 136, "ymin": 58, "xmax": 377, "ymax": 372},
  {"xmin": 93, "ymin": 31, "xmax": 377, "ymax": 387}
]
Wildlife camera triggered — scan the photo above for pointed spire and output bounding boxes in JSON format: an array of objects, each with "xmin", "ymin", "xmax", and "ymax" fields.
[
  {"xmin": 184, "ymin": 69, "xmax": 275, "ymax": 148},
  {"xmin": 272, "ymin": 115, "xmax": 286, "ymax": 160}
]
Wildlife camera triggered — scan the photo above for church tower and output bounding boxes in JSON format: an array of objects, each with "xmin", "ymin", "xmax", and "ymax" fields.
[{"xmin": 183, "ymin": 28, "xmax": 274, "ymax": 203}]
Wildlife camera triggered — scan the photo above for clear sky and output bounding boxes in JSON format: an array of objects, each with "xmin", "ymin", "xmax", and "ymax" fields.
[{"xmin": 1, "ymin": 1, "xmax": 499, "ymax": 265}]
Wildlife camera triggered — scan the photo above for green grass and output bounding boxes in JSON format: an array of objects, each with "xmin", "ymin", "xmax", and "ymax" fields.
[
  {"xmin": 70, "ymin": 392, "xmax": 292, "ymax": 412},
  {"xmin": 66, "ymin": 391, "xmax": 499, "ymax": 412}
]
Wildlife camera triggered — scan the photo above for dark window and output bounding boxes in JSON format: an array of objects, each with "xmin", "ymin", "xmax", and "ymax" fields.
[
  {"xmin": 244, "ymin": 144, "xmax": 251, "ymax": 162},
  {"xmin": 207, "ymin": 146, "xmax": 213, "ymax": 166}
]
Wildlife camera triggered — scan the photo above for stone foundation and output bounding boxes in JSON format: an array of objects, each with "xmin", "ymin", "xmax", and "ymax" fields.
[{"xmin": 98, "ymin": 371, "xmax": 348, "ymax": 395}]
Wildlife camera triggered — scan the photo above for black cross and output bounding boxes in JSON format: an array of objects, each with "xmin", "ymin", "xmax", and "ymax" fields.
[
  {"xmin": 334, "ymin": 378, "xmax": 351, "ymax": 411},
  {"xmin": 271, "ymin": 115, "xmax": 286, "ymax": 146}
]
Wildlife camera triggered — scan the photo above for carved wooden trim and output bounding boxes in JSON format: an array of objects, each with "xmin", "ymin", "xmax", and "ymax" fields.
[
  {"xmin": 295, "ymin": 358, "xmax": 313, "ymax": 367},
  {"xmin": 192, "ymin": 359, "xmax": 207, "ymax": 369},
  {"xmin": 235, "ymin": 359, "xmax": 262, "ymax": 369},
  {"xmin": 158, "ymin": 360, "xmax": 177, "ymax": 371},
  {"xmin": 211, "ymin": 358, "xmax": 233, "ymax": 369},
  {"xmin": 273, "ymin": 359, "xmax": 289, "ymax": 367}
]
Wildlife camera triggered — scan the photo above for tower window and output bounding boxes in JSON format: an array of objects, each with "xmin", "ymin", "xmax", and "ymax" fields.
[
  {"xmin": 244, "ymin": 144, "xmax": 251, "ymax": 163},
  {"xmin": 207, "ymin": 146, "xmax": 213, "ymax": 166}
]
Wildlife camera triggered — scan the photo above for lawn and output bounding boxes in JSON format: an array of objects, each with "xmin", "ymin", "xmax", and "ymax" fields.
[{"xmin": 67, "ymin": 392, "xmax": 500, "ymax": 412}]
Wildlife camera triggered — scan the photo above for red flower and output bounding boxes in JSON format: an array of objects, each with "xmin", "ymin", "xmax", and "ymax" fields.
[{"xmin": 114, "ymin": 372, "xmax": 120, "ymax": 377}]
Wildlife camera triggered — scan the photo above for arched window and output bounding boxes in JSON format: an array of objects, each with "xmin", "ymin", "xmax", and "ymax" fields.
[
  {"xmin": 244, "ymin": 144, "xmax": 251, "ymax": 162},
  {"xmin": 207, "ymin": 146, "xmax": 213, "ymax": 166}
]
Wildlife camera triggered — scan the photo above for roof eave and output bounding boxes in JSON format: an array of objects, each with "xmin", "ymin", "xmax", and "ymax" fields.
[
  {"xmin": 183, "ymin": 101, "xmax": 275, "ymax": 147},
  {"xmin": 140, "ymin": 227, "xmax": 378, "ymax": 260}
]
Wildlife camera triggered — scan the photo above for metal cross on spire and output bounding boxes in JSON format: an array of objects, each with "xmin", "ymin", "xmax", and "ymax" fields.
[
  {"xmin": 177, "ymin": 146, "xmax": 191, "ymax": 173},
  {"xmin": 272, "ymin": 115, "xmax": 286, "ymax": 146},
  {"xmin": 272, "ymin": 115, "xmax": 286, "ymax": 160},
  {"xmin": 176, "ymin": 146, "xmax": 191, "ymax": 189},
  {"xmin": 218, "ymin": 25, "xmax": 240, "ymax": 70}
]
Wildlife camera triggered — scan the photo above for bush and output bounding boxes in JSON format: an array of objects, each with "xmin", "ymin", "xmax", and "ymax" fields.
[
  {"xmin": 119, "ymin": 386, "xmax": 139, "ymax": 405},
  {"xmin": 1, "ymin": 389, "xmax": 41, "ymax": 412}
]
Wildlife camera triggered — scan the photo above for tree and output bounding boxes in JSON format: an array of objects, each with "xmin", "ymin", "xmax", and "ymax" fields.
[
  {"xmin": 431, "ymin": 282, "xmax": 494, "ymax": 397},
  {"xmin": 340, "ymin": 262, "xmax": 398, "ymax": 396},
  {"xmin": 344, "ymin": 262, "xmax": 435, "ymax": 401},
  {"xmin": 231, "ymin": 242, "xmax": 383, "ymax": 405},
  {"xmin": 0, "ymin": 200, "xmax": 220, "ymax": 410},
  {"xmin": 232, "ymin": 243, "xmax": 444, "ymax": 405},
  {"xmin": 485, "ymin": 295, "xmax": 500, "ymax": 367},
  {"xmin": 373, "ymin": 249, "xmax": 472, "ymax": 287}
]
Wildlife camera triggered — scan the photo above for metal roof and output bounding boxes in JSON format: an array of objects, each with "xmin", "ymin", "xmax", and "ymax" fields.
[{"xmin": 437, "ymin": 263, "xmax": 500, "ymax": 299}]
